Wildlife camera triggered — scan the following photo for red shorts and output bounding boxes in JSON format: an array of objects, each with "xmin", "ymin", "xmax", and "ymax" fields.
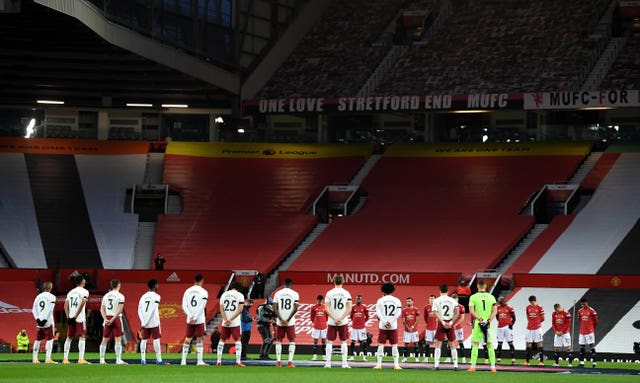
[
  {"xmin": 377, "ymin": 329, "xmax": 398, "ymax": 345},
  {"xmin": 36, "ymin": 326, "xmax": 54, "ymax": 341},
  {"xmin": 327, "ymin": 325, "xmax": 349, "ymax": 341},
  {"xmin": 67, "ymin": 321, "xmax": 86, "ymax": 338},
  {"xmin": 140, "ymin": 326, "xmax": 162, "ymax": 340},
  {"xmin": 219, "ymin": 325, "xmax": 241, "ymax": 341},
  {"xmin": 276, "ymin": 325, "xmax": 296, "ymax": 341},
  {"xmin": 102, "ymin": 316, "xmax": 124, "ymax": 339},
  {"xmin": 185, "ymin": 323, "xmax": 205, "ymax": 339},
  {"xmin": 435, "ymin": 323, "xmax": 456, "ymax": 341}
]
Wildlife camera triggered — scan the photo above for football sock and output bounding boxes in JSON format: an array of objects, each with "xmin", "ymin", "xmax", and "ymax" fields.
[
  {"xmin": 216, "ymin": 341, "xmax": 224, "ymax": 363},
  {"xmin": 63, "ymin": 338, "xmax": 71, "ymax": 360},
  {"xmin": 115, "ymin": 342, "xmax": 123, "ymax": 362},
  {"xmin": 197, "ymin": 342, "xmax": 205, "ymax": 364},
  {"xmin": 496, "ymin": 342, "xmax": 503, "ymax": 359},
  {"xmin": 78, "ymin": 338, "xmax": 86, "ymax": 360},
  {"xmin": 153, "ymin": 339, "xmax": 162, "ymax": 361},
  {"xmin": 538, "ymin": 346, "xmax": 544, "ymax": 362},
  {"xmin": 376, "ymin": 344, "xmax": 384, "ymax": 365},
  {"xmin": 508, "ymin": 342, "xmax": 515, "ymax": 359},
  {"xmin": 554, "ymin": 351, "xmax": 560, "ymax": 364},
  {"xmin": 488, "ymin": 344, "xmax": 496, "ymax": 367},
  {"xmin": 288, "ymin": 343, "xmax": 296, "ymax": 362},
  {"xmin": 451, "ymin": 347, "xmax": 458, "ymax": 368},
  {"xmin": 181, "ymin": 342, "xmax": 189, "ymax": 364},
  {"xmin": 590, "ymin": 346, "xmax": 596, "ymax": 362},
  {"xmin": 325, "ymin": 341, "xmax": 333, "ymax": 362},
  {"xmin": 580, "ymin": 346, "xmax": 586, "ymax": 362},
  {"xmin": 312, "ymin": 342, "xmax": 318, "ymax": 356},
  {"xmin": 45, "ymin": 340, "xmax": 53, "ymax": 361},
  {"xmin": 350, "ymin": 341, "xmax": 356, "ymax": 356},
  {"xmin": 434, "ymin": 347, "xmax": 441, "ymax": 368},
  {"xmin": 140, "ymin": 340, "xmax": 147, "ymax": 361},
  {"xmin": 459, "ymin": 342, "xmax": 466, "ymax": 359},
  {"xmin": 392, "ymin": 345, "xmax": 399, "ymax": 366},
  {"xmin": 403, "ymin": 344, "xmax": 409, "ymax": 357},
  {"xmin": 470, "ymin": 344, "xmax": 479, "ymax": 367},
  {"xmin": 526, "ymin": 346, "xmax": 532, "ymax": 362},
  {"xmin": 275, "ymin": 342, "xmax": 282, "ymax": 362},
  {"xmin": 341, "ymin": 341, "xmax": 348, "ymax": 364},
  {"xmin": 233, "ymin": 341, "xmax": 241, "ymax": 364},
  {"xmin": 99, "ymin": 343, "xmax": 107, "ymax": 360},
  {"xmin": 33, "ymin": 340, "xmax": 40, "ymax": 361}
]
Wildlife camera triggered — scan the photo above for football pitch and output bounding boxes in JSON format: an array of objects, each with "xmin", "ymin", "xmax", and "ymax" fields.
[{"xmin": 1, "ymin": 353, "xmax": 639, "ymax": 383}]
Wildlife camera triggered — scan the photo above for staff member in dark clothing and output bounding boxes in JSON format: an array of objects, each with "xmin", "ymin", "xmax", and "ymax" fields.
[
  {"xmin": 256, "ymin": 297, "xmax": 275, "ymax": 359},
  {"xmin": 240, "ymin": 299, "xmax": 254, "ymax": 360}
]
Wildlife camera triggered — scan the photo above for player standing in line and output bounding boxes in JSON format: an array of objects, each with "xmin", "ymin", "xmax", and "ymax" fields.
[
  {"xmin": 99, "ymin": 279, "xmax": 126, "ymax": 365},
  {"xmin": 577, "ymin": 298, "xmax": 598, "ymax": 368},
  {"xmin": 422, "ymin": 294, "xmax": 437, "ymax": 363},
  {"xmin": 181, "ymin": 274, "xmax": 209, "ymax": 366},
  {"xmin": 310, "ymin": 295, "xmax": 327, "ymax": 361},
  {"xmin": 138, "ymin": 278, "xmax": 168, "ymax": 365},
  {"xmin": 217, "ymin": 281, "xmax": 246, "ymax": 367},
  {"xmin": 32, "ymin": 281, "xmax": 57, "ymax": 364},
  {"xmin": 451, "ymin": 294, "xmax": 467, "ymax": 364},
  {"xmin": 551, "ymin": 303, "xmax": 572, "ymax": 367},
  {"xmin": 432, "ymin": 284, "xmax": 460, "ymax": 370},
  {"xmin": 467, "ymin": 279, "xmax": 497, "ymax": 373},
  {"xmin": 373, "ymin": 282, "xmax": 403, "ymax": 370},
  {"xmin": 324, "ymin": 275, "xmax": 353, "ymax": 368},
  {"xmin": 63, "ymin": 275, "xmax": 90, "ymax": 364},
  {"xmin": 273, "ymin": 278, "xmax": 300, "ymax": 368},
  {"xmin": 524, "ymin": 295, "xmax": 545, "ymax": 366},
  {"xmin": 349, "ymin": 295, "xmax": 369, "ymax": 361},
  {"xmin": 401, "ymin": 297, "xmax": 420, "ymax": 363},
  {"xmin": 495, "ymin": 296, "xmax": 516, "ymax": 365}
]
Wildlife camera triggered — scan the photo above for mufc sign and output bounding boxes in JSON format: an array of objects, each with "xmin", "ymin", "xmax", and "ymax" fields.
[{"xmin": 524, "ymin": 90, "xmax": 640, "ymax": 110}]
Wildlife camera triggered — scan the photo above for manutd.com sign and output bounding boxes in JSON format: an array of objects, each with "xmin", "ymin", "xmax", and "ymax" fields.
[{"xmin": 278, "ymin": 271, "xmax": 460, "ymax": 286}]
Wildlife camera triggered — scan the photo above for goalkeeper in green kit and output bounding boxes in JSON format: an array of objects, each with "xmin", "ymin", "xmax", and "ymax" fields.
[{"xmin": 467, "ymin": 279, "xmax": 497, "ymax": 373}]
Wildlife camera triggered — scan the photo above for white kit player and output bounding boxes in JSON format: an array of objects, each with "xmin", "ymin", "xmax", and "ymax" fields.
[
  {"xmin": 273, "ymin": 278, "xmax": 300, "ymax": 367},
  {"xmin": 138, "ymin": 278, "xmax": 168, "ymax": 365},
  {"xmin": 99, "ymin": 279, "xmax": 126, "ymax": 365},
  {"xmin": 324, "ymin": 275, "xmax": 353, "ymax": 368},
  {"xmin": 432, "ymin": 284, "xmax": 460, "ymax": 370},
  {"xmin": 181, "ymin": 274, "xmax": 209, "ymax": 366},
  {"xmin": 63, "ymin": 275, "xmax": 90, "ymax": 364},
  {"xmin": 32, "ymin": 281, "xmax": 57, "ymax": 364},
  {"xmin": 373, "ymin": 283, "xmax": 403, "ymax": 370},
  {"xmin": 216, "ymin": 281, "xmax": 246, "ymax": 367}
]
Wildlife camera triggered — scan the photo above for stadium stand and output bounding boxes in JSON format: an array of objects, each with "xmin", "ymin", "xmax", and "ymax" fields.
[
  {"xmin": 531, "ymin": 151, "xmax": 640, "ymax": 274},
  {"xmin": 290, "ymin": 142, "xmax": 590, "ymax": 276},
  {"xmin": 153, "ymin": 142, "xmax": 370, "ymax": 271},
  {"xmin": 599, "ymin": 31, "xmax": 640, "ymax": 90},
  {"xmin": 376, "ymin": 0, "xmax": 610, "ymax": 95},
  {"xmin": 76, "ymin": 154, "xmax": 147, "ymax": 269},
  {"xmin": 0, "ymin": 281, "xmax": 41, "ymax": 351},
  {"xmin": 258, "ymin": 0, "xmax": 406, "ymax": 98},
  {"xmin": 0, "ymin": 153, "xmax": 46, "ymax": 268}
]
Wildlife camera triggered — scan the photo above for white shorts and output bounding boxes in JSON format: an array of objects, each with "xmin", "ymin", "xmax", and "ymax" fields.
[
  {"xmin": 312, "ymin": 328, "xmax": 327, "ymax": 340},
  {"xmin": 454, "ymin": 328, "xmax": 464, "ymax": 342},
  {"xmin": 424, "ymin": 329, "xmax": 436, "ymax": 343},
  {"xmin": 579, "ymin": 333, "xmax": 595, "ymax": 346},
  {"xmin": 350, "ymin": 328, "xmax": 367, "ymax": 341},
  {"xmin": 403, "ymin": 331, "xmax": 419, "ymax": 343},
  {"xmin": 496, "ymin": 327, "xmax": 514, "ymax": 343},
  {"xmin": 554, "ymin": 333, "xmax": 571, "ymax": 348},
  {"xmin": 525, "ymin": 329, "xmax": 543, "ymax": 344}
]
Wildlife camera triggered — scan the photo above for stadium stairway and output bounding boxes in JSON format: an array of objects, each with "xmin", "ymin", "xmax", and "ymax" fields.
[{"xmin": 25, "ymin": 154, "xmax": 102, "ymax": 268}]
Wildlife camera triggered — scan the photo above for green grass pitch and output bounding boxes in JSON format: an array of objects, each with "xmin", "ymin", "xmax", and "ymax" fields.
[{"xmin": 1, "ymin": 353, "xmax": 639, "ymax": 383}]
